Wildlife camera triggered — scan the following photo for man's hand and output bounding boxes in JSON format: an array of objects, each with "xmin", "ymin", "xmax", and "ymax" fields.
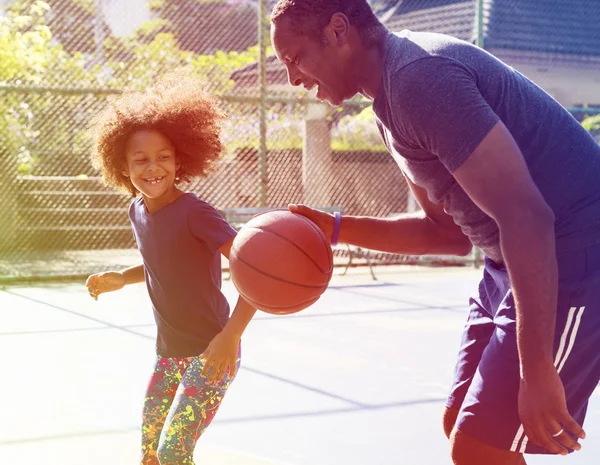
[
  {"xmin": 200, "ymin": 330, "xmax": 240, "ymax": 384},
  {"xmin": 85, "ymin": 271, "xmax": 125, "ymax": 300},
  {"xmin": 518, "ymin": 362, "xmax": 585, "ymax": 455},
  {"xmin": 288, "ymin": 204, "xmax": 335, "ymax": 242}
]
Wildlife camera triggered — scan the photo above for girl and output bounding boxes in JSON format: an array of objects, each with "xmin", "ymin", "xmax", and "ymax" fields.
[{"xmin": 86, "ymin": 72, "xmax": 256, "ymax": 465}]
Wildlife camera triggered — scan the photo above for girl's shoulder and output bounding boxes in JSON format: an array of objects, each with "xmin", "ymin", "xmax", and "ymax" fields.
[
  {"xmin": 181, "ymin": 193, "xmax": 219, "ymax": 214},
  {"xmin": 128, "ymin": 195, "xmax": 145, "ymax": 218}
]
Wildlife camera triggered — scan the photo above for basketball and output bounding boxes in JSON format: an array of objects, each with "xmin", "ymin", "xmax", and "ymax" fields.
[{"xmin": 229, "ymin": 210, "xmax": 333, "ymax": 315}]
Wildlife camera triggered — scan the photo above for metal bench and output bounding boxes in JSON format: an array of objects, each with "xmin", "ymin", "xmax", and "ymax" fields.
[{"xmin": 219, "ymin": 206, "xmax": 377, "ymax": 280}]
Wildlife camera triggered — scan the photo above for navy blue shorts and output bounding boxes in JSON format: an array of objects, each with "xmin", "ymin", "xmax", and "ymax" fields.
[{"xmin": 448, "ymin": 244, "xmax": 600, "ymax": 454}]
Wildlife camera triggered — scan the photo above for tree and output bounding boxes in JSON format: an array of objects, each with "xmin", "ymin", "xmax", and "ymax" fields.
[
  {"xmin": 331, "ymin": 106, "xmax": 387, "ymax": 152},
  {"xmin": 148, "ymin": 0, "xmax": 258, "ymax": 55},
  {"xmin": 582, "ymin": 114, "xmax": 600, "ymax": 144},
  {"xmin": 1, "ymin": 0, "xmax": 102, "ymax": 175},
  {"xmin": 6, "ymin": 0, "xmax": 111, "ymax": 55}
]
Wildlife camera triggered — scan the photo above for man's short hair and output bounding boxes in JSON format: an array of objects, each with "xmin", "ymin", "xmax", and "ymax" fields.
[{"xmin": 271, "ymin": 0, "xmax": 386, "ymax": 46}]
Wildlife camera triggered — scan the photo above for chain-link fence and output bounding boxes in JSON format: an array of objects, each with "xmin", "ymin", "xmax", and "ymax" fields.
[{"xmin": 1, "ymin": 0, "xmax": 599, "ymax": 281}]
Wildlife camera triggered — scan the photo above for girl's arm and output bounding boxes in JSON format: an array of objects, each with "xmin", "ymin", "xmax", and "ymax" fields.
[
  {"xmin": 200, "ymin": 239, "xmax": 257, "ymax": 383},
  {"xmin": 86, "ymin": 264, "xmax": 145, "ymax": 300},
  {"xmin": 122, "ymin": 264, "xmax": 145, "ymax": 284},
  {"xmin": 218, "ymin": 238, "xmax": 257, "ymax": 339}
]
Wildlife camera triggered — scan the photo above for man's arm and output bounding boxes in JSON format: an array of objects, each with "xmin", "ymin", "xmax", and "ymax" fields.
[
  {"xmin": 289, "ymin": 176, "xmax": 472, "ymax": 255},
  {"xmin": 290, "ymin": 177, "xmax": 472, "ymax": 257},
  {"xmin": 452, "ymin": 121, "xmax": 584, "ymax": 454},
  {"xmin": 340, "ymin": 175, "xmax": 472, "ymax": 256}
]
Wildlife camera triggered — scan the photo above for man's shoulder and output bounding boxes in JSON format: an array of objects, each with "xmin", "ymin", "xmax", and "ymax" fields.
[{"xmin": 387, "ymin": 30, "xmax": 470, "ymax": 57}]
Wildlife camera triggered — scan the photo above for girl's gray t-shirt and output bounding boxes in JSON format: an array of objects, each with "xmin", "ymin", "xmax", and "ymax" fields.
[{"xmin": 373, "ymin": 31, "xmax": 600, "ymax": 263}]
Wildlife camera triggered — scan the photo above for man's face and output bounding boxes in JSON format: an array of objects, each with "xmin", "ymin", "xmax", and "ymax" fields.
[{"xmin": 271, "ymin": 18, "xmax": 357, "ymax": 106}]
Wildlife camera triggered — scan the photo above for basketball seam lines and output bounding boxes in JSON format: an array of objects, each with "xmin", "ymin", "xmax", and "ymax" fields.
[
  {"xmin": 291, "ymin": 214, "xmax": 334, "ymax": 270},
  {"xmin": 230, "ymin": 249, "xmax": 328, "ymax": 290},
  {"xmin": 242, "ymin": 225, "xmax": 332, "ymax": 275},
  {"xmin": 237, "ymin": 288, "xmax": 319, "ymax": 311}
]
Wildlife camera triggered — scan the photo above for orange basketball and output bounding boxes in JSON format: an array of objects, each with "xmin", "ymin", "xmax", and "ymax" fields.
[{"xmin": 229, "ymin": 210, "xmax": 333, "ymax": 315}]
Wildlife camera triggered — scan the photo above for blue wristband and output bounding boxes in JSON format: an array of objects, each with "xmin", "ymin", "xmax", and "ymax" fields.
[{"xmin": 331, "ymin": 211, "xmax": 342, "ymax": 245}]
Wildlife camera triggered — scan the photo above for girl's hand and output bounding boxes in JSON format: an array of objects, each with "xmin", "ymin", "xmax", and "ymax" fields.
[
  {"xmin": 200, "ymin": 330, "xmax": 240, "ymax": 384},
  {"xmin": 85, "ymin": 272, "xmax": 125, "ymax": 300}
]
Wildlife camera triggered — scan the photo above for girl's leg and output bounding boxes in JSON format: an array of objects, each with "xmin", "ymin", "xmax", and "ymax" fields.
[
  {"xmin": 157, "ymin": 349, "xmax": 241, "ymax": 465},
  {"xmin": 140, "ymin": 356, "xmax": 187, "ymax": 465}
]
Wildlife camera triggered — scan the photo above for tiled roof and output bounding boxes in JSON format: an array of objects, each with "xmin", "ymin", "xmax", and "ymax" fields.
[
  {"xmin": 232, "ymin": 0, "xmax": 600, "ymax": 89},
  {"xmin": 383, "ymin": 0, "xmax": 600, "ymax": 58},
  {"xmin": 483, "ymin": 0, "xmax": 600, "ymax": 57},
  {"xmin": 230, "ymin": 55, "xmax": 289, "ymax": 90},
  {"xmin": 384, "ymin": 0, "xmax": 476, "ymax": 42}
]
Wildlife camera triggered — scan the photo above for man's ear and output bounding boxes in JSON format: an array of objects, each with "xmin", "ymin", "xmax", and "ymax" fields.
[
  {"xmin": 328, "ymin": 12, "xmax": 350, "ymax": 45},
  {"xmin": 121, "ymin": 165, "xmax": 130, "ymax": 177}
]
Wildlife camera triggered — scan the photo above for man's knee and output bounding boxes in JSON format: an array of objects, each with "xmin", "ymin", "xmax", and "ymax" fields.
[
  {"xmin": 443, "ymin": 407, "xmax": 459, "ymax": 439},
  {"xmin": 450, "ymin": 427, "xmax": 526, "ymax": 465}
]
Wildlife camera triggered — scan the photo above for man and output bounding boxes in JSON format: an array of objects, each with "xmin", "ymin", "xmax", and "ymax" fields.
[{"xmin": 270, "ymin": 1, "xmax": 600, "ymax": 464}]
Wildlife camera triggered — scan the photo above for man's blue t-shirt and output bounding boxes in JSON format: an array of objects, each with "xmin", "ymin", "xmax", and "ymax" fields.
[
  {"xmin": 129, "ymin": 193, "xmax": 237, "ymax": 357},
  {"xmin": 374, "ymin": 31, "xmax": 600, "ymax": 263}
]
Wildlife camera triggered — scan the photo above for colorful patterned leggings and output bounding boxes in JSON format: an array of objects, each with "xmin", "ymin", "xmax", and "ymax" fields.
[{"xmin": 140, "ymin": 351, "xmax": 240, "ymax": 465}]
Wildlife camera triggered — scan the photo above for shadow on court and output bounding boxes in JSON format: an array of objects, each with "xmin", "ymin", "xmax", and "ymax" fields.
[{"xmin": 0, "ymin": 267, "xmax": 597, "ymax": 465}]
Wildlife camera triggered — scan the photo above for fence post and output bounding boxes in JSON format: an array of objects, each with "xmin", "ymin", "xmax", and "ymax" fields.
[
  {"xmin": 302, "ymin": 101, "xmax": 331, "ymax": 206},
  {"xmin": 257, "ymin": 0, "xmax": 268, "ymax": 207},
  {"xmin": 475, "ymin": 0, "xmax": 485, "ymax": 49},
  {"xmin": 472, "ymin": 0, "xmax": 484, "ymax": 269},
  {"xmin": 0, "ymin": 155, "xmax": 18, "ymax": 253}
]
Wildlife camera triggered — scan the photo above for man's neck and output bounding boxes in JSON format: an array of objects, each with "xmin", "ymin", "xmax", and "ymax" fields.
[{"xmin": 355, "ymin": 34, "xmax": 387, "ymax": 101}]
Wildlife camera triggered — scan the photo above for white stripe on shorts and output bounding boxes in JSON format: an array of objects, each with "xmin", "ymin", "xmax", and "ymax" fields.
[{"xmin": 510, "ymin": 306, "xmax": 586, "ymax": 453}]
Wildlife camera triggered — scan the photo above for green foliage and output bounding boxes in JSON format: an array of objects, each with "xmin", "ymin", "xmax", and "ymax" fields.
[
  {"xmin": 1, "ymin": 1, "xmax": 52, "ymax": 174},
  {"xmin": 1, "ymin": 0, "xmax": 387, "ymax": 179},
  {"xmin": 104, "ymin": 32, "xmax": 195, "ymax": 89},
  {"xmin": 220, "ymin": 105, "xmax": 386, "ymax": 153},
  {"xmin": 331, "ymin": 106, "xmax": 387, "ymax": 151},
  {"xmin": 190, "ymin": 47, "xmax": 262, "ymax": 94},
  {"xmin": 0, "ymin": 0, "xmax": 52, "ymax": 83},
  {"xmin": 221, "ymin": 108, "xmax": 305, "ymax": 152},
  {"xmin": 1, "ymin": 1, "xmax": 102, "ymax": 175},
  {"xmin": 582, "ymin": 114, "xmax": 600, "ymax": 143}
]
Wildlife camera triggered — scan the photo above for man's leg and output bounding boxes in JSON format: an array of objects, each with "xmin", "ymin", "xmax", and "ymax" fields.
[
  {"xmin": 450, "ymin": 428, "xmax": 527, "ymax": 465},
  {"xmin": 444, "ymin": 267, "xmax": 497, "ymax": 439},
  {"xmin": 443, "ymin": 407, "xmax": 459, "ymax": 439},
  {"xmin": 446, "ymin": 258, "xmax": 534, "ymax": 464},
  {"xmin": 454, "ymin": 246, "xmax": 600, "ymax": 459}
]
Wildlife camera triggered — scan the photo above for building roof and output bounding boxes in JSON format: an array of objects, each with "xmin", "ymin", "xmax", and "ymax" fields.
[
  {"xmin": 230, "ymin": 55, "xmax": 288, "ymax": 90},
  {"xmin": 482, "ymin": 0, "xmax": 600, "ymax": 57},
  {"xmin": 383, "ymin": 0, "xmax": 600, "ymax": 58},
  {"xmin": 232, "ymin": 0, "xmax": 600, "ymax": 89},
  {"xmin": 383, "ymin": 0, "xmax": 476, "ymax": 42}
]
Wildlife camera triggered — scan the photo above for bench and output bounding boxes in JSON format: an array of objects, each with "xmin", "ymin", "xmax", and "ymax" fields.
[{"xmin": 219, "ymin": 206, "xmax": 377, "ymax": 280}]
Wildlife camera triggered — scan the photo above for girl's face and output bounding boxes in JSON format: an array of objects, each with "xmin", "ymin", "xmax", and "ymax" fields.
[{"xmin": 122, "ymin": 129, "xmax": 181, "ymax": 212}]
